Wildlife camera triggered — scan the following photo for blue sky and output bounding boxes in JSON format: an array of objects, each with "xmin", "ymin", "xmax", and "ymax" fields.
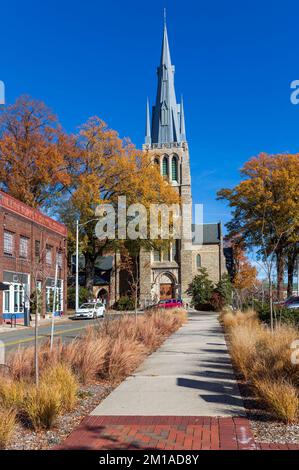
[{"xmin": 1, "ymin": 0, "xmax": 299, "ymax": 230}]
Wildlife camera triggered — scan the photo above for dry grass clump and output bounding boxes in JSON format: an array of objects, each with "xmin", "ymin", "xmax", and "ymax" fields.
[
  {"xmin": 253, "ymin": 379, "xmax": 299, "ymax": 423},
  {"xmin": 222, "ymin": 307, "xmax": 299, "ymax": 423},
  {"xmin": 146, "ymin": 308, "xmax": 187, "ymax": 337},
  {"xmin": 62, "ymin": 328, "xmax": 110, "ymax": 384},
  {"xmin": 7, "ymin": 339, "xmax": 64, "ymax": 381},
  {"xmin": 229, "ymin": 322, "xmax": 266, "ymax": 380},
  {"xmin": 23, "ymin": 363, "xmax": 78, "ymax": 429},
  {"xmin": 7, "ymin": 346, "xmax": 35, "ymax": 381},
  {"xmin": 0, "ymin": 378, "xmax": 26, "ymax": 408},
  {"xmin": 0, "ymin": 408, "xmax": 16, "ymax": 449},
  {"xmin": 0, "ymin": 363, "xmax": 78, "ymax": 432},
  {"xmin": 23, "ymin": 383, "xmax": 61, "ymax": 430},
  {"xmin": 41, "ymin": 363, "xmax": 78, "ymax": 412},
  {"xmin": 135, "ymin": 317, "xmax": 162, "ymax": 350},
  {"xmin": 105, "ymin": 337, "xmax": 147, "ymax": 382},
  {"xmin": 220, "ymin": 309, "xmax": 258, "ymax": 330}
]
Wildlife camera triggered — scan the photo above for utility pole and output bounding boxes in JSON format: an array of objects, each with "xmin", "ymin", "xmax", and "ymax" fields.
[
  {"xmin": 50, "ymin": 258, "xmax": 58, "ymax": 351},
  {"xmin": 75, "ymin": 219, "xmax": 79, "ymax": 312}
]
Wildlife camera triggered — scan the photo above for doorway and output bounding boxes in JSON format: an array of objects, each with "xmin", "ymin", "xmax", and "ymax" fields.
[{"xmin": 159, "ymin": 283, "xmax": 174, "ymax": 300}]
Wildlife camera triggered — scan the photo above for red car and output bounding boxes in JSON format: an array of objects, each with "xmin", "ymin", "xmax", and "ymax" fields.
[{"xmin": 157, "ymin": 299, "xmax": 184, "ymax": 309}]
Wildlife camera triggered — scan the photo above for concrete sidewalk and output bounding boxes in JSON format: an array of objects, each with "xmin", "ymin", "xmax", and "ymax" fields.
[
  {"xmin": 59, "ymin": 311, "xmax": 299, "ymax": 450},
  {"xmin": 92, "ymin": 311, "xmax": 245, "ymax": 417}
]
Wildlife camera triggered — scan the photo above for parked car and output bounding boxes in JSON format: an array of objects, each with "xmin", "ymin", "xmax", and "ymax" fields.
[
  {"xmin": 284, "ymin": 295, "xmax": 299, "ymax": 305},
  {"xmin": 73, "ymin": 301, "xmax": 105, "ymax": 319},
  {"xmin": 146, "ymin": 298, "xmax": 184, "ymax": 310},
  {"xmin": 285, "ymin": 296, "xmax": 299, "ymax": 310}
]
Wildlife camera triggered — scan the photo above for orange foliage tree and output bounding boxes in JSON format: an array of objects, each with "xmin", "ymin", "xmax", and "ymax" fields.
[
  {"xmin": 232, "ymin": 246, "xmax": 258, "ymax": 291},
  {"xmin": 231, "ymin": 245, "xmax": 258, "ymax": 307},
  {"xmin": 0, "ymin": 95, "xmax": 74, "ymax": 208}
]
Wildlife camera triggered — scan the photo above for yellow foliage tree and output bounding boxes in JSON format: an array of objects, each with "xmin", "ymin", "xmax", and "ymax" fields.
[{"xmin": 218, "ymin": 153, "xmax": 299, "ymax": 301}]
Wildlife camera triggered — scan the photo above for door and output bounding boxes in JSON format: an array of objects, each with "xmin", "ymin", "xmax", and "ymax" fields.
[{"xmin": 160, "ymin": 283, "xmax": 173, "ymax": 300}]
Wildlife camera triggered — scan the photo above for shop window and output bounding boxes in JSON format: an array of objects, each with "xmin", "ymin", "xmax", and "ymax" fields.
[
  {"xmin": 46, "ymin": 245, "xmax": 52, "ymax": 265},
  {"xmin": 35, "ymin": 240, "xmax": 41, "ymax": 260},
  {"xmin": 4, "ymin": 231, "xmax": 14, "ymax": 256},
  {"xmin": 20, "ymin": 237, "xmax": 29, "ymax": 259}
]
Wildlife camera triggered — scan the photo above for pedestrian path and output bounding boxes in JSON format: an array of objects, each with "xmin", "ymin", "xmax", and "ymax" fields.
[
  {"xmin": 58, "ymin": 312, "xmax": 299, "ymax": 450},
  {"xmin": 92, "ymin": 311, "xmax": 245, "ymax": 417}
]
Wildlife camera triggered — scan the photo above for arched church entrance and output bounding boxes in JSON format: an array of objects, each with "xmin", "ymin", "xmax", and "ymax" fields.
[
  {"xmin": 97, "ymin": 288, "xmax": 109, "ymax": 305},
  {"xmin": 158, "ymin": 272, "xmax": 176, "ymax": 300}
]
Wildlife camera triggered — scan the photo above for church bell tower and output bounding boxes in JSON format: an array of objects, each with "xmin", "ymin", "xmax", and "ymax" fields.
[{"xmin": 140, "ymin": 17, "xmax": 193, "ymax": 305}]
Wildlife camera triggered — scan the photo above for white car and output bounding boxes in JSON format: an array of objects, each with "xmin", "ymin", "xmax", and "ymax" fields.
[{"xmin": 74, "ymin": 301, "xmax": 105, "ymax": 319}]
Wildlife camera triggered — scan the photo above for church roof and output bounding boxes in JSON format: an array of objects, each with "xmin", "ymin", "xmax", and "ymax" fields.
[
  {"xmin": 192, "ymin": 223, "xmax": 221, "ymax": 245},
  {"xmin": 94, "ymin": 255, "xmax": 114, "ymax": 271},
  {"xmin": 145, "ymin": 21, "xmax": 186, "ymax": 145}
]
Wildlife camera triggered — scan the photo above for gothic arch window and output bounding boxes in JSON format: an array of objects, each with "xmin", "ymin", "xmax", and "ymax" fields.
[
  {"xmin": 196, "ymin": 254, "xmax": 201, "ymax": 269},
  {"xmin": 171, "ymin": 155, "xmax": 178, "ymax": 181},
  {"xmin": 162, "ymin": 155, "xmax": 169, "ymax": 177},
  {"xmin": 154, "ymin": 157, "xmax": 160, "ymax": 168}
]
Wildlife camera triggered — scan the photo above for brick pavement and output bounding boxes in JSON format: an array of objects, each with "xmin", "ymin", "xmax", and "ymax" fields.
[{"xmin": 56, "ymin": 415, "xmax": 299, "ymax": 450}]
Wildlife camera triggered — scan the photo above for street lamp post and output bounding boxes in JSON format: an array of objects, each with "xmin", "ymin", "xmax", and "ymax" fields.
[
  {"xmin": 75, "ymin": 219, "xmax": 79, "ymax": 312},
  {"xmin": 75, "ymin": 218, "xmax": 99, "ymax": 312}
]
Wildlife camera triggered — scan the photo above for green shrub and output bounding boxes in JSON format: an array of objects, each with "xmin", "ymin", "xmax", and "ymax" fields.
[
  {"xmin": 67, "ymin": 287, "xmax": 90, "ymax": 309},
  {"xmin": 215, "ymin": 274, "xmax": 232, "ymax": 306},
  {"xmin": 254, "ymin": 300, "xmax": 299, "ymax": 326},
  {"xmin": 114, "ymin": 296, "xmax": 135, "ymax": 311},
  {"xmin": 188, "ymin": 268, "xmax": 214, "ymax": 310}
]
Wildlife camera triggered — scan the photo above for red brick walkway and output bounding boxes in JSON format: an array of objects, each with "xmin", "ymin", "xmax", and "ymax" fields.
[{"xmin": 57, "ymin": 415, "xmax": 298, "ymax": 451}]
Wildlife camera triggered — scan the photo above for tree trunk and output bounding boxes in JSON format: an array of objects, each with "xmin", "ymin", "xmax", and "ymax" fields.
[
  {"xmin": 287, "ymin": 250, "xmax": 296, "ymax": 298},
  {"xmin": 85, "ymin": 253, "xmax": 95, "ymax": 296},
  {"xmin": 276, "ymin": 249, "xmax": 284, "ymax": 301},
  {"xmin": 269, "ymin": 276, "xmax": 274, "ymax": 332}
]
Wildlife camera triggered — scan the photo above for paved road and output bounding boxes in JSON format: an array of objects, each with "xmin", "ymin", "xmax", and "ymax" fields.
[{"xmin": 0, "ymin": 314, "xmax": 124, "ymax": 353}]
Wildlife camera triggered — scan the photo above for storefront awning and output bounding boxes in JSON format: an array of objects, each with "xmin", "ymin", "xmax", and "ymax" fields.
[{"xmin": 0, "ymin": 282, "xmax": 9, "ymax": 291}]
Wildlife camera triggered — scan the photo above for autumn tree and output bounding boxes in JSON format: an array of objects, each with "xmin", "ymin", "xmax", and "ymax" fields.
[
  {"xmin": 231, "ymin": 245, "xmax": 258, "ymax": 308},
  {"xmin": 218, "ymin": 153, "xmax": 299, "ymax": 301},
  {"xmin": 60, "ymin": 117, "xmax": 179, "ymax": 292},
  {"xmin": 0, "ymin": 95, "xmax": 75, "ymax": 208}
]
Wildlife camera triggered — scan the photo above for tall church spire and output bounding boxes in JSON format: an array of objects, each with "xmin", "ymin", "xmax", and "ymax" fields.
[{"xmin": 149, "ymin": 17, "xmax": 184, "ymax": 145}]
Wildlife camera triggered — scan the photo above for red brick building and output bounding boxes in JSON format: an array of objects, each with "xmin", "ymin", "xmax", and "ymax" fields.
[{"xmin": 0, "ymin": 190, "xmax": 67, "ymax": 323}]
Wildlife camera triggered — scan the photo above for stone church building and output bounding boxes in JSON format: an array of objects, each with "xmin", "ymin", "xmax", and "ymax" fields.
[{"xmin": 82, "ymin": 21, "xmax": 227, "ymax": 307}]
